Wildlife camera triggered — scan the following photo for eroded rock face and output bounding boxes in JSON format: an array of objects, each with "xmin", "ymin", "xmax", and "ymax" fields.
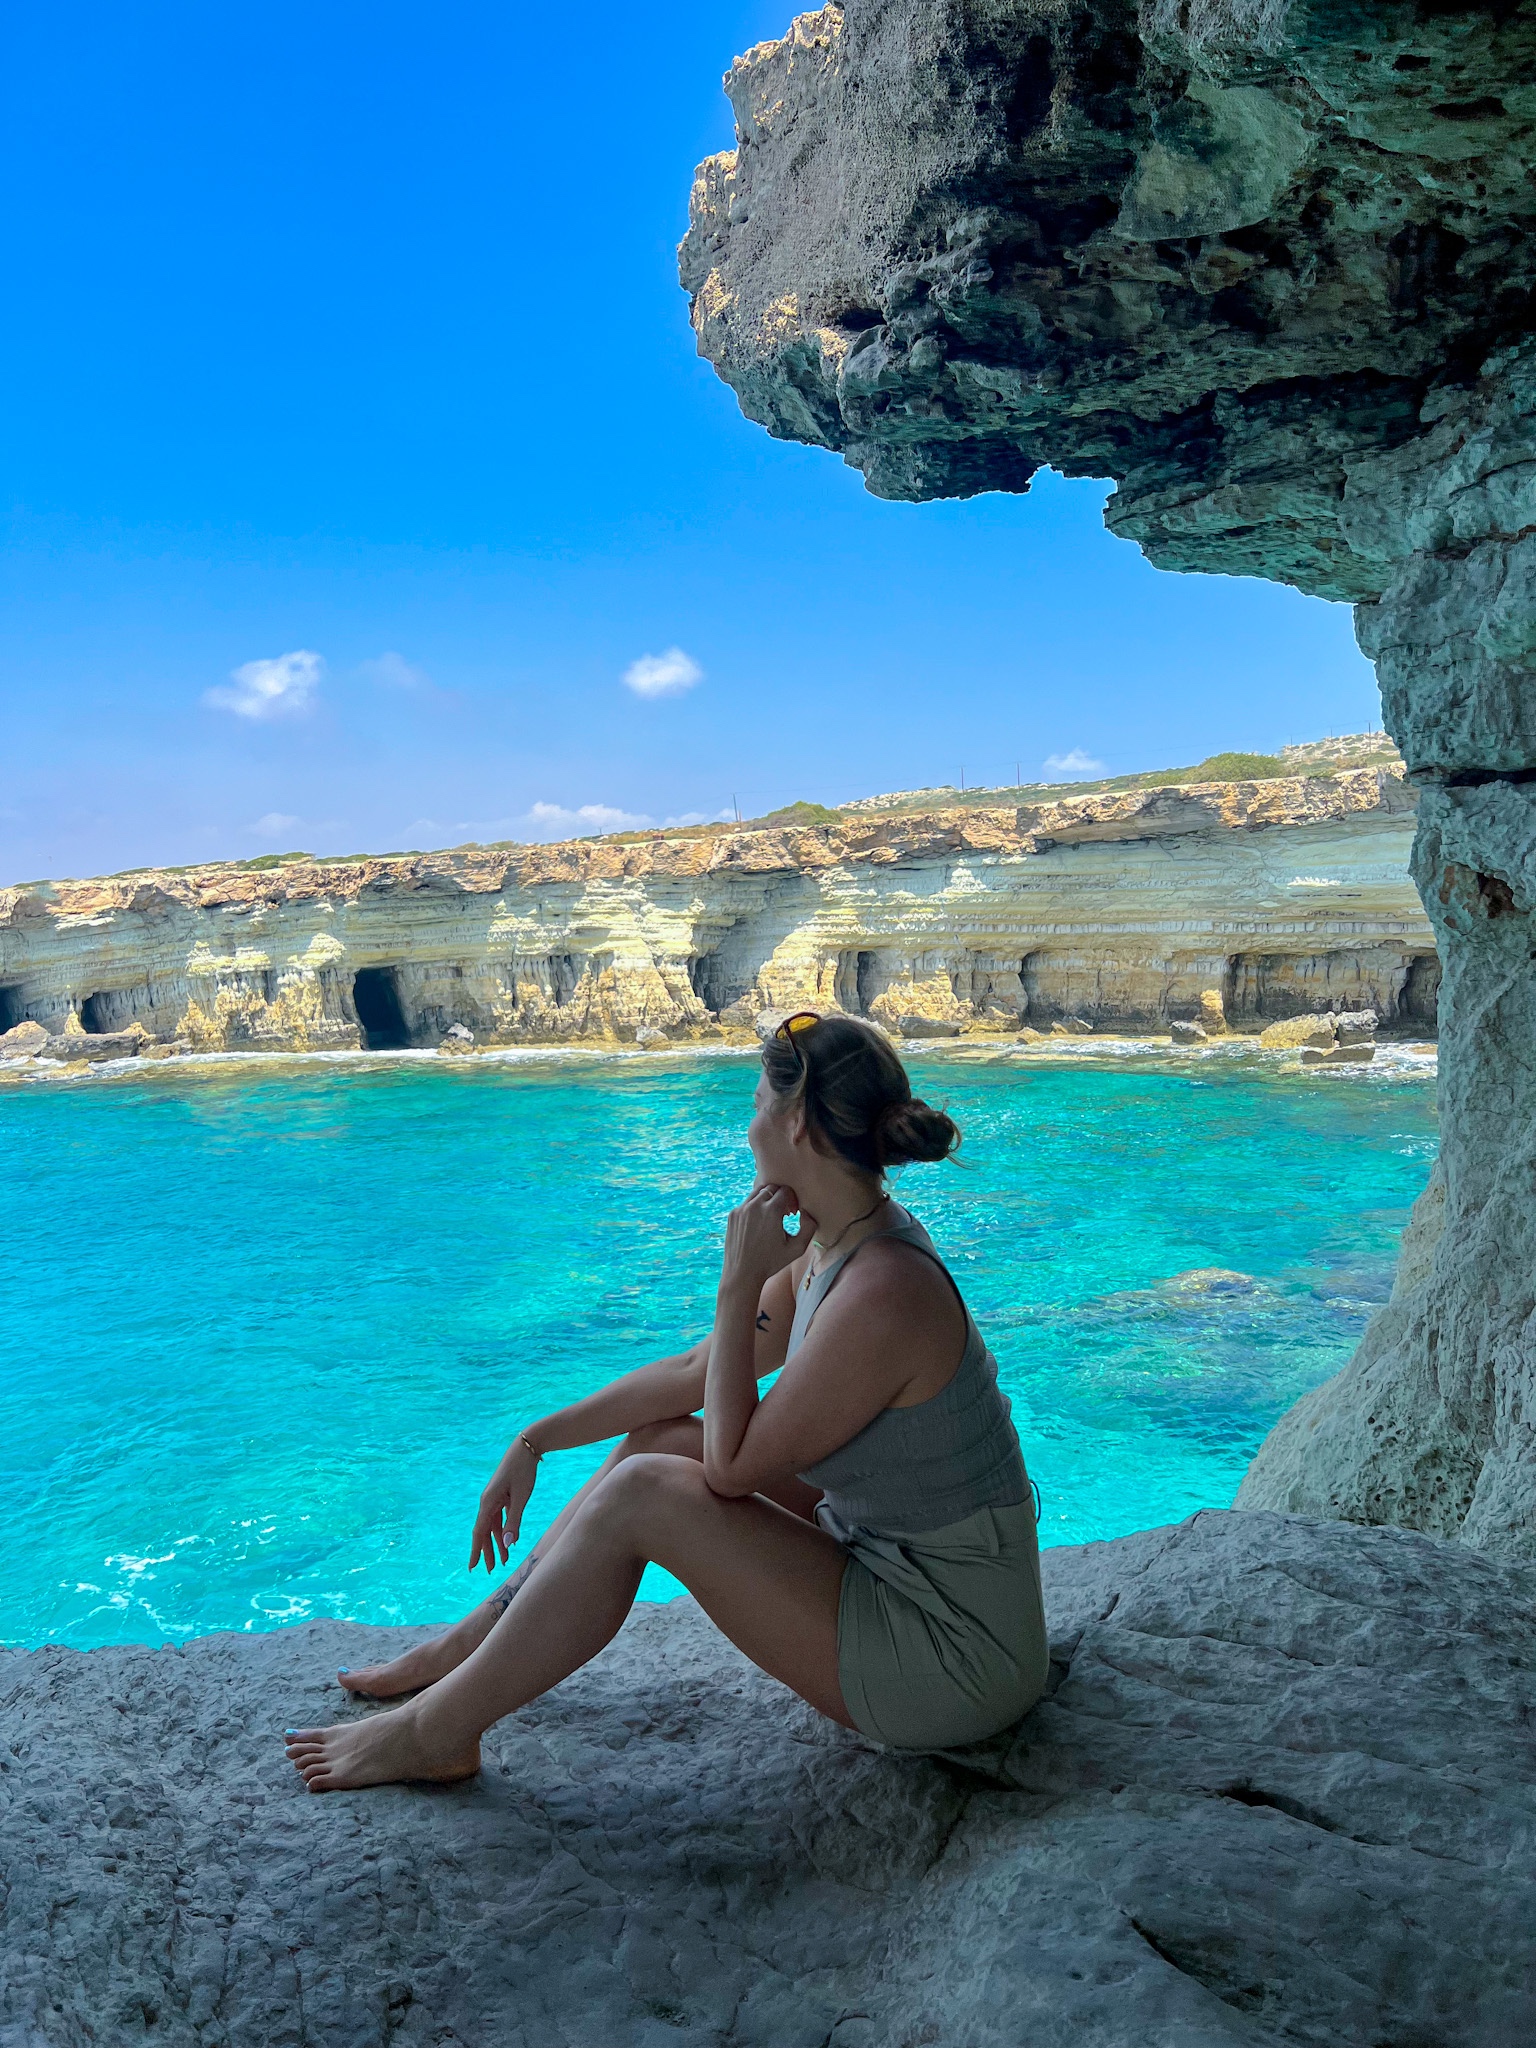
[
  {"xmin": 2, "ymin": 1513, "xmax": 1531, "ymax": 2046},
  {"xmin": 681, "ymin": 1, "xmax": 1536, "ymax": 594},
  {"xmin": 0, "ymin": 769, "xmax": 1430, "ymax": 1052},
  {"xmin": 682, "ymin": 2, "xmax": 1536, "ymax": 1552}
]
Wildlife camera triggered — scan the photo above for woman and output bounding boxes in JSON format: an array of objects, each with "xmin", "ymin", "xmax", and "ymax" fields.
[{"xmin": 285, "ymin": 1013, "xmax": 1049, "ymax": 1790}]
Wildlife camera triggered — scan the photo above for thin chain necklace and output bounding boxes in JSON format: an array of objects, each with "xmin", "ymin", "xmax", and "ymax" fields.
[{"xmin": 803, "ymin": 1195, "xmax": 887, "ymax": 1286}]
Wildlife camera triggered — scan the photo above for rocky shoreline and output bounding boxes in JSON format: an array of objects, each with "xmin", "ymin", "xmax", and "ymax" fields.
[
  {"xmin": 0, "ymin": 1015, "xmax": 1438, "ymax": 1084},
  {"xmin": 0, "ymin": 764, "xmax": 1435, "ymax": 1062}
]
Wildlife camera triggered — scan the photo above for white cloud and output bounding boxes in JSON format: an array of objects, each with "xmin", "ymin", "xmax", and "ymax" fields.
[
  {"xmin": 253, "ymin": 812, "xmax": 300, "ymax": 837},
  {"xmin": 439, "ymin": 802, "xmax": 732, "ymax": 845},
  {"xmin": 623, "ymin": 647, "xmax": 703, "ymax": 700},
  {"xmin": 1043, "ymin": 747, "xmax": 1105, "ymax": 777},
  {"xmin": 357, "ymin": 651, "xmax": 430, "ymax": 690},
  {"xmin": 206, "ymin": 649, "xmax": 324, "ymax": 720},
  {"xmin": 523, "ymin": 801, "xmax": 653, "ymax": 838}
]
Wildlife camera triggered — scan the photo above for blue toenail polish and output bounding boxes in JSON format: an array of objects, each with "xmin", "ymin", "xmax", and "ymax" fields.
[{"xmin": 285, "ymin": 1728, "xmax": 298, "ymax": 1736}]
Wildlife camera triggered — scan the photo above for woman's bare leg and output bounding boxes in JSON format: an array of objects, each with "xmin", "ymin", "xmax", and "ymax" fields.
[
  {"xmin": 287, "ymin": 1451, "xmax": 851, "ymax": 1790},
  {"xmin": 337, "ymin": 1419, "xmax": 823, "ymax": 1698}
]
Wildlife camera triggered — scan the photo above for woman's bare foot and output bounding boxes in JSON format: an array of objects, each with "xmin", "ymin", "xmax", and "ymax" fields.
[
  {"xmin": 284, "ymin": 1707, "xmax": 481, "ymax": 1792},
  {"xmin": 339, "ymin": 1564, "xmax": 535, "ymax": 1697},
  {"xmin": 338, "ymin": 1627, "xmax": 478, "ymax": 1700}
]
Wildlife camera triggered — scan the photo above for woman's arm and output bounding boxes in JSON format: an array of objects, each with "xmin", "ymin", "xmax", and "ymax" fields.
[
  {"xmin": 469, "ymin": 1347, "xmax": 703, "ymax": 1572},
  {"xmin": 470, "ymin": 1278, "xmax": 801, "ymax": 1572},
  {"xmin": 522, "ymin": 1345, "xmax": 708, "ymax": 1456},
  {"xmin": 704, "ymin": 1191, "xmax": 961, "ymax": 1499},
  {"xmin": 523, "ymin": 1270, "xmax": 797, "ymax": 1457},
  {"xmin": 704, "ymin": 1185, "xmax": 822, "ymax": 1492}
]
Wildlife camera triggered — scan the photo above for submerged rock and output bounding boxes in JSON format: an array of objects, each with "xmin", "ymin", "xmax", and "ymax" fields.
[
  {"xmin": 1164, "ymin": 1267, "xmax": 1256, "ymax": 1295},
  {"xmin": 1, "ymin": 1513, "xmax": 1528, "ymax": 2046}
]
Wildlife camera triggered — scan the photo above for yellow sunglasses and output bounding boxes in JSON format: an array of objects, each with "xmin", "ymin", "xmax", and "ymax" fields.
[{"xmin": 775, "ymin": 1010, "xmax": 821, "ymax": 1063}]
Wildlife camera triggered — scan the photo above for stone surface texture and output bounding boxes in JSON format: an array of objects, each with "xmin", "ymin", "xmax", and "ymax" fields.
[
  {"xmin": 0, "ymin": 769, "xmax": 1430, "ymax": 1054},
  {"xmin": 681, "ymin": 0, "xmax": 1536, "ymax": 1552},
  {"xmin": 2, "ymin": 1512, "xmax": 1531, "ymax": 2048}
]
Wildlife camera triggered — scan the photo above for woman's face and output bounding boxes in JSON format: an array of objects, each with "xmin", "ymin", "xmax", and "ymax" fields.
[{"xmin": 748, "ymin": 1070, "xmax": 802, "ymax": 1190}]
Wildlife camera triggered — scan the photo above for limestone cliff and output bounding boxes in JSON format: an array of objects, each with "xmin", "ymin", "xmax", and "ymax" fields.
[
  {"xmin": 0, "ymin": 767, "xmax": 1431, "ymax": 1054},
  {"xmin": 680, "ymin": 1, "xmax": 1536, "ymax": 1555}
]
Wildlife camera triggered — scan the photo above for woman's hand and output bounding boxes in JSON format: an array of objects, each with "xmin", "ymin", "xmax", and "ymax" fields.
[
  {"xmin": 719, "ymin": 1183, "xmax": 815, "ymax": 1299},
  {"xmin": 468, "ymin": 1436, "xmax": 540, "ymax": 1574}
]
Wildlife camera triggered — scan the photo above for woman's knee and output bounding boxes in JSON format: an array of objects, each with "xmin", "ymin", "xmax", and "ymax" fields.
[
  {"xmin": 619, "ymin": 1417, "xmax": 703, "ymax": 1461},
  {"xmin": 594, "ymin": 1450, "xmax": 709, "ymax": 1530}
]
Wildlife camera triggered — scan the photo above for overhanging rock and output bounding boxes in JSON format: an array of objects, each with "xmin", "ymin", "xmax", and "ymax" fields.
[{"xmin": 682, "ymin": 0, "xmax": 1536, "ymax": 1555}]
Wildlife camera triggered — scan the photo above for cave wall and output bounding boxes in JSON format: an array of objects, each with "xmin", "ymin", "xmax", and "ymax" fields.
[{"xmin": 681, "ymin": 0, "xmax": 1536, "ymax": 1553}]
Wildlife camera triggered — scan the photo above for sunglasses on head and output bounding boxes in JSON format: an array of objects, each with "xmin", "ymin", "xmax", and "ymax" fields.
[{"xmin": 775, "ymin": 1010, "xmax": 821, "ymax": 1062}]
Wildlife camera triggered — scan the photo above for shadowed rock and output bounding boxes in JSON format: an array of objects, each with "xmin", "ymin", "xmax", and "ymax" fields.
[
  {"xmin": 1, "ymin": 1513, "xmax": 1530, "ymax": 2045},
  {"xmin": 681, "ymin": 0, "xmax": 1536, "ymax": 1555}
]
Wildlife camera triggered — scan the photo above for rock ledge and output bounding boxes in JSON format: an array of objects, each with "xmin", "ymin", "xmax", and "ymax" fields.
[{"xmin": 3, "ymin": 1512, "xmax": 1530, "ymax": 2046}]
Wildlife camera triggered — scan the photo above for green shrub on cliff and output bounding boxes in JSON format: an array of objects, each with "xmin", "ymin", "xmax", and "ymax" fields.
[
  {"xmin": 1135, "ymin": 752, "xmax": 1289, "ymax": 787},
  {"xmin": 750, "ymin": 800, "xmax": 845, "ymax": 827}
]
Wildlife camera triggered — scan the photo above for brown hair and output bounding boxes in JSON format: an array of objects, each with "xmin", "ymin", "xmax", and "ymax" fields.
[{"xmin": 760, "ymin": 1013, "xmax": 961, "ymax": 1175}]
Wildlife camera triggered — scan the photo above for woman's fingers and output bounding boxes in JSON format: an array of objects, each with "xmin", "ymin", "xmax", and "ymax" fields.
[{"xmin": 470, "ymin": 1500, "xmax": 501, "ymax": 1572}]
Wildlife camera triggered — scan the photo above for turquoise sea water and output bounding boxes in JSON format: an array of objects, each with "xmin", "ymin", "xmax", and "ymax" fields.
[{"xmin": 1, "ymin": 1045, "xmax": 1437, "ymax": 1650}]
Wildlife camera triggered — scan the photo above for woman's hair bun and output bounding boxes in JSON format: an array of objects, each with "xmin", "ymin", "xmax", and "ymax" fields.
[
  {"xmin": 760, "ymin": 1012, "xmax": 963, "ymax": 1175},
  {"xmin": 875, "ymin": 1096, "xmax": 961, "ymax": 1168}
]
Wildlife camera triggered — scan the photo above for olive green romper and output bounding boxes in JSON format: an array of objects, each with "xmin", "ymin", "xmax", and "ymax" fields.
[{"xmin": 792, "ymin": 1207, "xmax": 1049, "ymax": 1750}]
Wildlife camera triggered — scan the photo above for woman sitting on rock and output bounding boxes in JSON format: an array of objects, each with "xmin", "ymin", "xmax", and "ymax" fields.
[{"xmin": 285, "ymin": 1013, "xmax": 1049, "ymax": 1789}]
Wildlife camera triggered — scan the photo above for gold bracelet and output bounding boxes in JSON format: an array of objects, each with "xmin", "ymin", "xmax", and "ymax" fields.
[{"xmin": 518, "ymin": 1432, "xmax": 543, "ymax": 1463}]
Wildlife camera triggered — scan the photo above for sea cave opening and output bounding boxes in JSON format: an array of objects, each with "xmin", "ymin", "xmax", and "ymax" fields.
[
  {"xmin": 1402, "ymin": 953, "xmax": 1442, "ymax": 1030},
  {"xmin": 856, "ymin": 951, "xmax": 880, "ymax": 1016},
  {"xmin": 689, "ymin": 949, "xmax": 728, "ymax": 1015},
  {"xmin": 352, "ymin": 966, "xmax": 411, "ymax": 1049},
  {"xmin": 0, "ymin": 986, "xmax": 25, "ymax": 1034},
  {"xmin": 79, "ymin": 990, "xmax": 119, "ymax": 1034}
]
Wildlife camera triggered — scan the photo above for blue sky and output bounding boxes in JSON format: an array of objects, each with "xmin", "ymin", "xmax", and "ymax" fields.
[{"xmin": 1, "ymin": 3, "xmax": 1382, "ymax": 884}]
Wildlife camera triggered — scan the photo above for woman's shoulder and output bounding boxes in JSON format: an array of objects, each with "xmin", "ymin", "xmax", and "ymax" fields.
[{"xmin": 836, "ymin": 1229, "xmax": 960, "ymax": 1318}]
